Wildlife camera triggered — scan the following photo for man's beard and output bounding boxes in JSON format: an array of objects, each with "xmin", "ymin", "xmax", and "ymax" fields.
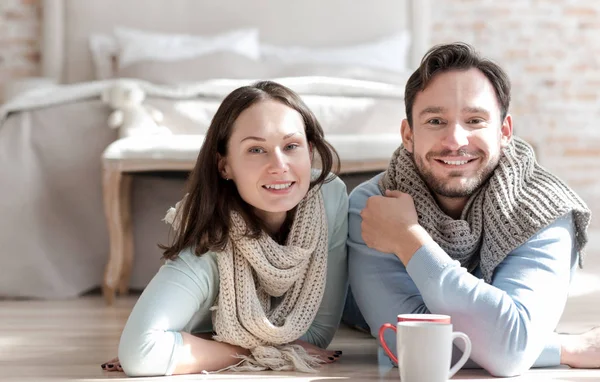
[{"xmin": 412, "ymin": 147, "xmax": 500, "ymax": 198}]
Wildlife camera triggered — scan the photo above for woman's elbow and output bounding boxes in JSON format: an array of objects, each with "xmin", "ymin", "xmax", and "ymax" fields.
[
  {"xmin": 118, "ymin": 331, "xmax": 171, "ymax": 377},
  {"xmin": 302, "ymin": 327, "xmax": 334, "ymax": 349},
  {"xmin": 118, "ymin": 342, "xmax": 156, "ymax": 377}
]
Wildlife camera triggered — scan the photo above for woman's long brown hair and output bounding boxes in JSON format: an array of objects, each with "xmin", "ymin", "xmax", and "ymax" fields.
[{"xmin": 160, "ymin": 81, "xmax": 340, "ymax": 259}]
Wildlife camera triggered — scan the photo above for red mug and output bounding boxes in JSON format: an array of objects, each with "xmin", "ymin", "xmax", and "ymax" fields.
[{"xmin": 379, "ymin": 314, "xmax": 451, "ymax": 363}]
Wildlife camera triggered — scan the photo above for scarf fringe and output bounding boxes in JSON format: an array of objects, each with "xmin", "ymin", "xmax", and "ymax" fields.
[{"xmin": 227, "ymin": 344, "xmax": 321, "ymax": 373}]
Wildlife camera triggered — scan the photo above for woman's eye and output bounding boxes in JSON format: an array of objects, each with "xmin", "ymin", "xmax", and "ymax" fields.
[
  {"xmin": 248, "ymin": 147, "xmax": 264, "ymax": 154},
  {"xmin": 285, "ymin": 143, "xmax": 299, "ymax": 150}
]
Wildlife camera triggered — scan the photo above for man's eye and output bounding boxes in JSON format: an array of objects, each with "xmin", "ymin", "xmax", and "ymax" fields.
[
  {"xmin": 427, "ymin": 119, "xmax": 443, "ymax": 125},
  {"xmin": 469, "ymin": 118, "xmax": 484, "ymax": 124}
]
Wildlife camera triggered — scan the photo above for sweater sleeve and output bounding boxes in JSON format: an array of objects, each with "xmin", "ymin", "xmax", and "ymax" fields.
[
  {"xmin": 407, "ymin": 213, "xmax": 575, "ymax": 377},
  {"xmin": 347, "ymin": 175, "xmax": 576, "ymax": 377},
  {"xmin": 118, "ymin": 249, "xmax": 219, "ymax": 377},
  {"xmin": 299, "ymin": 177, "xmax": 349, "ymax": 348}
]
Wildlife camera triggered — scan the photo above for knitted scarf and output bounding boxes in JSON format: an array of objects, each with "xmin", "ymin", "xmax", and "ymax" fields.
[
  {"xmin": 209, "ymin": 185, "xmax": 329, "ymax": 372},
  {"xmin": 380, "ymin": 137, "xmax": 591, "ymax": 283}
]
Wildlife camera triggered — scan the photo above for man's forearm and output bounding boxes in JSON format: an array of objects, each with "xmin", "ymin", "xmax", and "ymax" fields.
[
  {"xmin": 405, "ymin": 215, "xmax": 574, "ymax": 376},
  {"xmin": 393, "ymin": 225, "xmax": 433, "ymax": 265}
]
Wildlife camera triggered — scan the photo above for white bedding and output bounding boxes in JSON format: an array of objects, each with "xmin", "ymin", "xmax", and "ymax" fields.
[
  {"xmin": 2, "ymin": 77, "xmax": 406, "ymax": 164},
  {"xmin": 0, "ymin": 76, "xmax": 404, "ymax": 122}
]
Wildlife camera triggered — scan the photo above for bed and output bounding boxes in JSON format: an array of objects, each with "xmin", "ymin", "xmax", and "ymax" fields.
[{"xmin": 0, "ymin": 0, "xmax": 431, "ymax": 298}]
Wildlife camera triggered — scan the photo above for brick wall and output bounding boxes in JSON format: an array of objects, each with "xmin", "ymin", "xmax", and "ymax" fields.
[
  {"xmin": 429, "ymin": 1, "xmax": 600, "ymax": 232},
  {"xmin": 0, "ymin": 0, "xmax": 40, "ymax": 87},
  {"xmin": 1, "ymin": 0, "xmax": 599, "ymax": 228}
]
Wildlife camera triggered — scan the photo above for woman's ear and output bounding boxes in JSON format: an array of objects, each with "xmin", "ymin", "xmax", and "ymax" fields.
[{"xmin": 217, "ymin": 154, "xmax": 229, "ymax": 180}]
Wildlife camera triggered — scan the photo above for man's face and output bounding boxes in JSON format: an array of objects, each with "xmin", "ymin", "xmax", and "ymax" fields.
[{"xmin": 402, "ymin": 68, "xmax": 512, "ymax": 199}]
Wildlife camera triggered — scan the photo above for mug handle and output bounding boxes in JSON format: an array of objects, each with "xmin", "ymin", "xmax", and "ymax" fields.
[
  {"xmin": 448, "ymin": 331, "xmax": 472, "ymax": 379},
  {"xmin": 378, "ymin": 323, "xmax": 398, "ymax": 364}
]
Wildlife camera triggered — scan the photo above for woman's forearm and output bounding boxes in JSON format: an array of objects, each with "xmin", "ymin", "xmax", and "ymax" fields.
[{"xmin": 172, "ymin": 332, "xmax": 250, "ymax": 375}]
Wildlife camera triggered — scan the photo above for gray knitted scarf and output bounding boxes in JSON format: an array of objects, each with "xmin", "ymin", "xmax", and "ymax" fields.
[{"xmin": 380, "ymin": 137, "xmax": 591, "ymax": 283}]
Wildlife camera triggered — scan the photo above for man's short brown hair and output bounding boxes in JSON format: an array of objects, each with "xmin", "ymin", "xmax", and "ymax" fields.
[{"xmin": 405, "ymin": 42, "xmax": 511, "ymax": 127}]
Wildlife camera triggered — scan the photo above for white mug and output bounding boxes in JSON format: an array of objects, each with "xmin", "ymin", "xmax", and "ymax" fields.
[
  {"xmin": 379, "ymin": 313, "xmax": 452, "ymax": 363},
  {"xmin": 396, "ymin": 322, "xmax": 471, "ymax": 382}
]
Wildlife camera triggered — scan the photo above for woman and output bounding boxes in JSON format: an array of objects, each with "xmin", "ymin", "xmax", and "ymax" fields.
[{"xmin": 101, "ymin": 81, "xmax": 348, "ymax": 376}]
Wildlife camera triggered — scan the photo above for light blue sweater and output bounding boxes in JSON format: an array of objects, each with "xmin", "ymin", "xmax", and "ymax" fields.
[
  {"xmin": 118, "ymin": 176, "xmax": 349, "ymax": 377},
  {"xmin": 347, "ymin": 173, "xmax": 577, "ymax": 377}
]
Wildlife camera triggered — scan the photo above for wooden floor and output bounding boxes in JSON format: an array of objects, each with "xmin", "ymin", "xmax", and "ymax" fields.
[{"xmin": 1, "ymin": 294, "xmax": 599, "ymax": 382}]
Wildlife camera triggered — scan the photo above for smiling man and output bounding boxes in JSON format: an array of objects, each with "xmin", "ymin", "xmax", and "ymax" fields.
[{"xmin": 345, "ymin": 43, "xmax": 596, "ymax": 377}]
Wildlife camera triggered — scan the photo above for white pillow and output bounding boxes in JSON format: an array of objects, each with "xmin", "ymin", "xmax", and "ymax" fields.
[
  {"xmin": 114, "ymin": 27, "xmax": 260, "ymax": 68},
  {"xmin": 261, "ymin": 32, "xmax": 411, "ymax": 73}
]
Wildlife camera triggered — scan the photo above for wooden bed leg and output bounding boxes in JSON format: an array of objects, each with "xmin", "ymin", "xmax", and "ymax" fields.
[
  {"xmin": 102, "ymin": 165, "xmax": 125, "ymax": 305},
  {"xmin": 118, "ymin": 174, "xmax": 134, "ymax": 296}
]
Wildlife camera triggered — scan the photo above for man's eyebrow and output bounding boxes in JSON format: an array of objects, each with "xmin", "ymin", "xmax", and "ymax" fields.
[
  {"xmin": 419, "ymin": 107, "xmax": 446, "ymax": 117},
  {"xmin": 240, "ymin": 132, "xmax": 300, "ymax": 143},
  {"xmin": 463, "ymin": 106, "xmax": 491, "ymax": 115}
]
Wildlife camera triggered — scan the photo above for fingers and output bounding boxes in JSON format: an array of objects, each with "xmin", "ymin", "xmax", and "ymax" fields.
[
  {"xmin": 101, "ymin": 358, "xmax": 123, "ymax": 372},
  {"xmin": 316, "ymin": 349, "xmax": 343, "ymax": 364}
]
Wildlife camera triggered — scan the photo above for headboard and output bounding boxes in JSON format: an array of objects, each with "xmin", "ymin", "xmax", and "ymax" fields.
[{"xmin": 41, "ymin": 0, "xmax": 431, "ymax": 84}]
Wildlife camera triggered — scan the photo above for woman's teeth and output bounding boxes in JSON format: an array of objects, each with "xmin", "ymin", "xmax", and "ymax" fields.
[{"xmin": 264, "ymin": 182, "xmax": 293, "ymax": 190}]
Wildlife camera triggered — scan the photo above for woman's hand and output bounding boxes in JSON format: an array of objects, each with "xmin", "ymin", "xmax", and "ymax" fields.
[
  {"xmin": 291, "ymin": 339, "xmax": 342, "ymax": 364},
  {"xmin": 101, "ymin": 357, "xmax": 122, "ymax": 372}
]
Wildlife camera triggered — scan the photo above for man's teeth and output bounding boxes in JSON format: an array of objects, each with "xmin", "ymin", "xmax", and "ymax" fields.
[
  {"xmin": 265, "ymin": 183, "xmax": 292, "ymax": 190},
  {"xmin": 443, "ymin": 160, "xmax": 470, "ymax": 165}
]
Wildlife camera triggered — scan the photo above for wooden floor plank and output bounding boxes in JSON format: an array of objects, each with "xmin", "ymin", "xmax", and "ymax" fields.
[{"xmin": 1, "ymin": 295, "xmax": 599, "ymax": 381}]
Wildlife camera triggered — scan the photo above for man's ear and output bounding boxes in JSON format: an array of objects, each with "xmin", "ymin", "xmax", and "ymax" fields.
[
  {"xmin": 400, "ymin": 119, "xmax": 414, "ymax": 153},
  {"xmin": 500, "ymin": 114, "xmax": 513, "ymax": 148}
]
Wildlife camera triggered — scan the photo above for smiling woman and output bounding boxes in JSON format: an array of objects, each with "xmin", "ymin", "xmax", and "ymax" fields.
[
  {"xmin": 101, "ymin": 80, "xmax": 350, "ymax": 377},
  {"xmin": 220, "ymin": 100, "xmax": 313, "ymax": 235}
]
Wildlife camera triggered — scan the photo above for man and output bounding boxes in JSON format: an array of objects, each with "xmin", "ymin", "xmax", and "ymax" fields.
[{"xmin": 345, "ymin": 42, "xmax": 598, "ymax": 377}]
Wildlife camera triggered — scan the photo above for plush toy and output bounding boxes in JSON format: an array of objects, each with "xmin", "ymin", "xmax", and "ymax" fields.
[{"xmin": 101, "ymin": 80, "xmax": 171, "ymax": 138}]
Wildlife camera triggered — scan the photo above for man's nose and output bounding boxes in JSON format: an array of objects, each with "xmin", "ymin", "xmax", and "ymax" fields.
[{"xmin": 442, "ymin": 123, "xmax": 469, "ymax": 150}]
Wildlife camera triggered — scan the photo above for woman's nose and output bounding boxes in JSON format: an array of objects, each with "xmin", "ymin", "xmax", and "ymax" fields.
[{"xmin": 267, "ymin": 149, "xmax": 288, "ymax": 173}]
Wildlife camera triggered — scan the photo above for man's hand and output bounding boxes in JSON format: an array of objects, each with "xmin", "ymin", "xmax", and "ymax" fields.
[
  {"xmin": 360, "ymin": 190, "xmax": 432, "ymax": 265},
  {"xmin": 560, "ymin": 326, "xmax": 600, "ymax": 368}
]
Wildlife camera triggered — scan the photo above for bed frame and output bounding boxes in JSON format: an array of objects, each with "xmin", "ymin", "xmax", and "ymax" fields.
[
  {"xmin": 40, "ymin": 0, "xmax": 431, "ymax": 304},
  {"xmin": 41, "ymin": 0, "xmax": 431, "ymax": 83}
]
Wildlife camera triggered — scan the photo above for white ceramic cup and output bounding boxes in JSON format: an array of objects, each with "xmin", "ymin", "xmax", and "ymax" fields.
[
  {"xmin": 396, "ymin": 322, "xmax": 471, "ymax": 381},
  {"xmin": 379, "ymin": 313, "xmax": 452, "ymax": 363}
]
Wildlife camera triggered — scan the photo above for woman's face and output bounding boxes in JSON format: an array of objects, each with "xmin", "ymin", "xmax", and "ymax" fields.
[{"xmin": 220, "ymin": 100, "xmax": 312, "ymax": 231}]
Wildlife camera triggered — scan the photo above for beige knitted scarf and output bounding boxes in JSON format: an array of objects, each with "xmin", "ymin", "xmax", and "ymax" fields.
[
  {"xmin": 380, "ymin": 137, "xmax": 591, "ymax": 283},
  {"xmin": 208, "ymin": 185, "xmax": 329, "ymax": 372}
]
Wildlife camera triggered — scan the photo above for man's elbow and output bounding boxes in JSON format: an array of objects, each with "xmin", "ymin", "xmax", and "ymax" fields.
[{"xmin": 479, "ymin": 349, "xmax": 536, "ymax": 378}]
